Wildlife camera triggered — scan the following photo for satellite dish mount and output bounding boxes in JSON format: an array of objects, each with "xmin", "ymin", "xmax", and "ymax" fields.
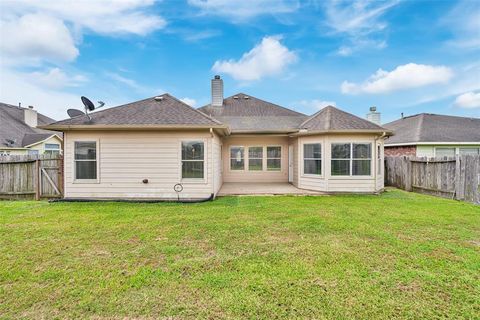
[{"xmin": 81, "ymin": 96, "xmax": 105, "ymax": 121}]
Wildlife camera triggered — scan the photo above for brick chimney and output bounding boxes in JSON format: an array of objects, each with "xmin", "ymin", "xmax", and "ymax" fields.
[
  {"xmin": 24, "ymin": 105, "xmax": 38, "ymax": 127},
  {"xmin": 366, "ymin": 106, "xmax": 381, "ymax": 125},
  {"xmin": 211, "ymin": 75, "xmax": 223, "ymax": 107}
]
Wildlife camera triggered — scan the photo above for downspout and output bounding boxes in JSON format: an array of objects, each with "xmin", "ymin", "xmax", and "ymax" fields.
[
  {"xmin": 210, "ymin": 128, "xmax": 215, "ymax": 199},
  {"xmin": 374, "ymin": 132, "xmax": 387, "ymax": 192}
]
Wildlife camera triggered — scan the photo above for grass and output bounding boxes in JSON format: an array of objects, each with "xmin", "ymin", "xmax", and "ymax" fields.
[{"xmin": 0, "ymin": 188, "xmax": 479, "ymax": 319}]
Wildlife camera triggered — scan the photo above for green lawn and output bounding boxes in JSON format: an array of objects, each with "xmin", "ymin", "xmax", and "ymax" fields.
[{"xmin": 0, "ymin": 189, "xmax": 479, "ymax": 319}]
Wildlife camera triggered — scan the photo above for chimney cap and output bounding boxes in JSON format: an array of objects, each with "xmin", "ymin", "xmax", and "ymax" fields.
[
  {"xmin": 214, "ymin": 75, "xmax": 221, "ymax": 79},
  {"xmin": 28, "ymin": 105, "xmax": 34, "ymax": 109},
  {"xmin": 369, "ymin": 106, "xmax": 376, "ymax": 112}
]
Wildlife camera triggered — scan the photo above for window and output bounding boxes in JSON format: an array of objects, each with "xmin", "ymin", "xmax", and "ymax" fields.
[
  {"xmin": 181, "ymin": 141, "xmax": 204, "ymax": 179},
  {"xmin": 230, "ymin": 146, "xmax": 244, "ymax": 170},
  {"xmin": 248, "ymin": 146, "xmax": 263, "ymax": 171},
  {"xmin": 74, "ymin": 141, "xmax": 97, "ymax": 180},
  {"xmin": 377, "ymin": 144, "xmax": 382, "ymax": 174},
  {"xmin": 303, "ymin": 143, "xmax": 321, "ymax": 175},
  {"xmin": 331, "ymin": 143, "xmax": 372, "ymax": 176},
  {"xmin": 267, "ymin": 146, "xmax": 281, "ymax": 171},
  {"xmin": 28, "ymin": 149, "xmax": 39, "ymax": 155},
  {"xmin": 459, "ymin": 148, "xmax": 479, "ymax": 155},
  {"xmin": 435, "ymin": 147, "xmax": 455, "ymax": 157},
  {"xmin": 45, "ymin": 143, "xmax": 60, "ymax": 156},
  {"xmin": 331, "ymin": 143, "xmax": 350, "ymax": 176}
]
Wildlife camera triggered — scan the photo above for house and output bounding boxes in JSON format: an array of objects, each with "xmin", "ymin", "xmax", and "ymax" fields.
[
  {"xmin": 383, "ymin": 113, "xmax": 480, "ymax": 157},
  {"xmin": 0, "ymin": 102, "xmax": 63, "ymax": 156},
  {"xmin": 41, "ymin": 76, "xmax": 391, "ymax": 200}
]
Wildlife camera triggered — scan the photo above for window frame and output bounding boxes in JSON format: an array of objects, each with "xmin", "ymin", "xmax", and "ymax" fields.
[
  {"xmin": 459, "ymin": 147, "xmax": 480, "ymax": 155},
  {"xmin": 180, "ymin": 140, "xmax": 206, "ymax": 181},
  {"xmin": 330, "ymin": 142, "xmax": 373, "ymax": 178},
  {"xmin": 73, "ymin": 140, "xmax": 99, "ymax": 184},
  {"xmin": 248, "ymin": 146, "xmax": 264, "ymax": 171},
  {"xmin": 302, "ymin": 143, "xmax": 322, "ymax": 176},
  {"xmin": 434, "ymin": 147, "xmax": 456, "ymax": 158},
  {"xmin": 230, "ymin": 145, "xmax": 245, "ymax": 171},
  {"xmin": 44, "ymin": 143, "xmax": 61, "ymax": 156},
  {"xmin": 266, "ymin": 145, "xmax": 282, "ymax": 171}
]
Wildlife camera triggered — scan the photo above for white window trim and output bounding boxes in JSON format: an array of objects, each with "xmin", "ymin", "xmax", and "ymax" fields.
[
  {"xmin": 330, "ymin": 142, "xmax": 373, "ymax": 178},
  {"xmin": 230, "ymin": 145, "xmax": 245, "ymax": 171},
  {"xmin": 301, "ymin": 142, "xmax": 323, "ymax": 178},
  {"xmin": 73, "ymin": 139, "xmax": 100, "ymax": 184},
  {"xmin": 266, "ymin": 145, "xmax": 282, "ymax": 171},
  {"xmin": 180, "ymin": 139, "xmax": 207, "ymax": 183},
  {"xmin": 248, "ymin": 145, "xmax": 264, "ymax": 172}
]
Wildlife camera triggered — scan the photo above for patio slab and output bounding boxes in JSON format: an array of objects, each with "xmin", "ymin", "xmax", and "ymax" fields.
[{"xmin": 218, "ymin": 182, "xmax": 325, "ymax": 196}]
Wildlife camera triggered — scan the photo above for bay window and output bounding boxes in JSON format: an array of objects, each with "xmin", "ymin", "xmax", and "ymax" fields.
[
  {"xmin": 181, "ymin": 141, "xmax": 204, "ymax": 179},
  {"xmin": 303, "ymin": 143, "xmax": 322, "ymax": 175},
  {"xmin": 74, "ymin": 141, "xmax": 97, "ymax": 180},
  {"xmin": 230, "ymin": 146, "xmax": 245, "ymax": 170},
  {"xmin": 331, "ymin": 143, "xmax": 372, "ymax": 176},
  {"xmin": 248, "ymin": 147, "xmax": 263, "ymax": 171},
  {"xmin": 267, "ymin": 146, "xmax": 281, "ymax": 171}
]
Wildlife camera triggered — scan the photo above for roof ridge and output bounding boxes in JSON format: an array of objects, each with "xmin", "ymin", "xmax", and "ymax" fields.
[
  {"xmin": 414, "ymin": 113, "xmax": 425, "ymax": 142},
  {"xmin": 228, "ymin": 93, "xmax": 307, "ymax": 116},
  {"xmin": 324, "ymin": 106, "xmax": 332, "ymax": 130},
  {"xmin": 298, "ymin": 106, "xmax": 330, "ymax": 128},
  {"xmin": 165, "ymin": 94, "xmax": 223, "ymax": 125}
]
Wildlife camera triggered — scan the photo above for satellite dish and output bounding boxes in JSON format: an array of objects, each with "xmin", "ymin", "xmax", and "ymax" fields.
[
  {"xmin": 81, "ymin": 96, "xmax": 95, "ymax": 111},
  {"xmin": 67, "ymin": 108, "xmax": 85, "ymax": 118}
]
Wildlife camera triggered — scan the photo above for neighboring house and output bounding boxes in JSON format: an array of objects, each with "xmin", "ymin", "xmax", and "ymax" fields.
[
  {"xmin": 0, "ymin": 102, "xmax": 63, "ymax": 156},
  {"xmin": 41, "ymin": 76, "xmax": 391, "ymax": 200},
  {"xmin": 383, "ymin": 113, "xmax": 480, "ymax": 157}
]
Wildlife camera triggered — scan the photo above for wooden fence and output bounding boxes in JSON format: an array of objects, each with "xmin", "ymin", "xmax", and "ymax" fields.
[
  {"xmin": 385, "ymin": 155, "xmax": 480, "ymax": 204},
  {"xmin": 0, "ymin": 154, "xmax": 63, "ymax": 200}
]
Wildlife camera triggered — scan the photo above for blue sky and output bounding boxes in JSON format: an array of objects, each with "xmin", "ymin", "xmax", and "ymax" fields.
[{"xmin": 0, "ymin": 0, "xmax": 479, "ymax": 123}]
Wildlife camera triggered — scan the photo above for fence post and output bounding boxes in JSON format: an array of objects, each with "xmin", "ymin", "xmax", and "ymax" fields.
[
  {"xmin": 405, "ymin": 157, "xmax": 412, "ymax": 192},
  {"xmin": 34, "ymin": 159, "xmax": 40, "ymax": 200}
]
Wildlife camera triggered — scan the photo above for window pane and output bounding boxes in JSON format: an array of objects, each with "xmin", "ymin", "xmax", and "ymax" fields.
[
  {"xmin": 75, "ymin": 142, "xmax": 96, "ymax": 160},
  {"xmin": 182, "ymin": 161, "xmax": 204, "ymax": 178},
  {"xmin": 304, "ymin": 159, "xmax": 321, "ymax": 175},
  {"xmin": 459, "ymin": 148, "xmax": 479, "ymax": 155},
  {"xmin": 436, "ymin": 148, "xmax": 455, "ymax": 157},
  {"xmin": 182, "ymin": 141, "xmax": 204, "ymax": 160},
  {"xmin": 249, "ymin": 159, "xmax": 263, "ymax": 171},
  {"xmin": 230, "ymin": 146, "xmax": 244, "ymax": 159},
  {"xmin": 28, "ymin": 150, "xmax": 39, "ymax": 155},
  {"xmin": 331, "ymin": 160, "xmax": 350, "ymax": 175},
  {"xmin": 248, "ymin": 147, "xmax": 263, "ymax": 159},
  {"xmin": 353, "ymin": 160, "xmax": 371, "ymax": 176},
  {"xmin": 76, "ymin": 161, "xmax": 97, "ymax": 179},
  {"xmin": 267, "ymin": 146, "xmax": 281, "ymax": 158},
  {"xmin": 45, "ymin": 143, "xmax": 60, "ymax": 150},
  {"xmin": 267, "ymin": 159, "xmax": 281, "ymax": 171},
  {"xmin": 332, "ymin": 144, "xmax": 350, "ymax": 159},
  {"xmin": 231, "ymin": 159, "xmax": 244, "ymax": 170},
  {"xmin": 304, "ymin": 144, "xmax": 321, "ymax": 159},
  {"xmin": 353, "ymin": 143, "xmax": 371, "ymax": 159},
  {"xmin": 45, "ymin": 150, "xmax": 60, "ymax": 156}
]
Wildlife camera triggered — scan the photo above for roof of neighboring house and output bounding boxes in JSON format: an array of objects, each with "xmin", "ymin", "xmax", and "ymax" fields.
[
  {"xmin": 45, "ymin": 94, "xmax": 223, "ymax": 129},
  {"xmin": 384, "ymin": 113, "xmax": 480, "ymax": 145},
  {"xmin": 199, "ymin": 93, "xmax": 307, "ymax": 132},
  {"xmin": 0, "ymin": 102, "xmax": 62, "ymax": 148},
  {"xmin": 299, "ymin": 105, "xmax": 386, "ymax": 132}
]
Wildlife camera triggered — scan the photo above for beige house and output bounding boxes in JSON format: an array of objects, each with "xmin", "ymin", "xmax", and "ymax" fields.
[
  {"xmin": 42, "ymin": 76, "xmax": 391, "ymax": 200},
  {"xmin": 0, "ymin": 102, "xmax": 62, "ymax": 156}
]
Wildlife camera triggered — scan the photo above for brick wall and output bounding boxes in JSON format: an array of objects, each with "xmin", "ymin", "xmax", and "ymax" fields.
[{"xmin": 384, "ymin": 145, "xmax": 416, "ymax": 157}]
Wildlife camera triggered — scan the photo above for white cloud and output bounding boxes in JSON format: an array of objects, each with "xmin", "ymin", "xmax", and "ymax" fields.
[
  {"xmin": 188, "ymin": 0, "xmax": 298, "ymax": 20},
  {"xmin": 180, "ymin": 97, "xmax": 197, "ymax": 107},
  {"xmin": 212, "ymin": 36, "xmax": 297, "ymax": 81},
  {"xmin": 341, "ymin": 63, "xmax": 454, "ymax": 94},
  {"xmin": 29, "ymin": 68, "xmax": 87, "ymax": 89},
  {"xmin": 298, "ymin": 99, "xmax": 336, "ymax": 110},
  {"xmin": 454, "ymin": 92, "xmax": 480, "ymax": 109},
  {"xmin": 442, "ymin": 0, "xmax": 480, "ymax": 49},
  {"xmin": 106, "ymin": 72, "xmax": 142, "ymax": 91},
  {"xmin": 323, "ymin": 0, "xmax": 399, "ymax": 55},
  {"xmin": 0, "ymin": 13, "xmax": 79, "ymax": 64}
]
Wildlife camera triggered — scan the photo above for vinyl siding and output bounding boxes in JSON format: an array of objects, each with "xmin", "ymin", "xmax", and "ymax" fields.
[
  {"xmin": 212, "ymin": 132, "xmax": 223, "ymax": 196},
  {"xmin": 222, "ymin": 136, "xmax": 289, "ymax": 183},
  {"xmin": 290, "ymin": 137, "xmax": 299, "ymax": 187},
  {"xmin": 64, "ymin": 130, "xmax": 216, "ymax": 199}
]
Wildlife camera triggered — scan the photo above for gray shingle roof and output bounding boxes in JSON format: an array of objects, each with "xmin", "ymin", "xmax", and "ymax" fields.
[
  {"xmin": 300, "ymin": 105, "xmax": 388, "ymax": 132},
  {"xmin": 199, "ymin": 93, "xmax": 307, "ymax": 132},
  {"xmin": 47, "ymin": 94, "xmax": 221, "ymax": 127},
  {"xmin": 0, "ymin": 102, "xmax": 61, "ymax": 148},
  {"xmin": 384, "ymin": 113, "xmax": 480, "ymax": 144}
]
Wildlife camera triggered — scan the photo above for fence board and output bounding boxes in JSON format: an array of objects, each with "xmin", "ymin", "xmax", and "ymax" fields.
[{"xmin": 385, "ymin": 155, "xmax": 480, "ymax": 204}]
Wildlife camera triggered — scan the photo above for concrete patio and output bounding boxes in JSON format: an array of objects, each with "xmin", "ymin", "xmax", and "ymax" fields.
[{"xmin": 217, "ymin": 182, "xmax": 325, "ymax": 196}]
